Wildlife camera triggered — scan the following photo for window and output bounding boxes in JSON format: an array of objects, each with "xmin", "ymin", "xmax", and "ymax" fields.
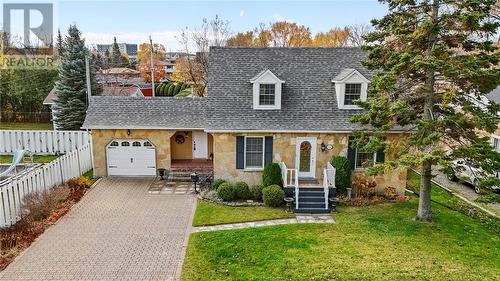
[
  {"xmin": 245, "ymin": 137, "xmax": 264, "ymax": 168},
  {"xmin": 355, "ymin": 149, "xmax": 375, "ymax": 169},
  {"xmin": 493, "ymin": 136, "xmax": 500, "ymax": 152},
  {"xmin": 143, "ymin": 141, "xmax": 152, "ymax": 147},
  {"xmin": 132, "ymin": 141, "xmax": 141, "ymax": 147},
  {"xmin": 344, "ymin": 83, "xmax": 362, "ymax": 105},
  {"xmin": 259, "ymin": 84, "xmax": 276, "ymax": 106},
  {"xmin": 121, "ymin": 141, "xmax": 130, "ymax": 147},
  {"xmin": 110, "ymin": 141, "xmax": 119, "ymax": 147}
]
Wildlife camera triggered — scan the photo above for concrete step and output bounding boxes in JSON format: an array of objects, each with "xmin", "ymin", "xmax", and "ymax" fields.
[
  {"xmin": 298, "ymin": 191, "xmax": 324, "ymax": 197},
  {"xmin": 298, "ymin": 203, "xmax": 326, "ymax": 209},
  {"xmin": 299, "ymin": 196, "xmax": 325, "ymax": 203}
]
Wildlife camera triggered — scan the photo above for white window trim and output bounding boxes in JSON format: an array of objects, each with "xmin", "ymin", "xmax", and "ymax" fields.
[
  {"xmin": 492, "ymin": 134, "xmax": 500, "ymax": 152},
  {"xmin": 250, "ymin": 70, "xmax": 284, "ymax": 110},
  {"xmin": 243, "ymin": 136, "xmax": 265, "ymax": 170},
  {"xmin": 333, "ymin": 70, "xmax": 369, "ymax": 110},
  {"xmin": 354, "ymin": 149, "xmax": 376, "ymax": 170}
]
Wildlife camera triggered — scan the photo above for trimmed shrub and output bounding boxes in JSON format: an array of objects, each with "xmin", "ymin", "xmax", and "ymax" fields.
[
  {"xmin": 217, "ymin": 182, "xmax": 236, "ymax": 201},
  {"xmin": 67, "ymin": 176, "xmax": 92, "ymax": 190},
  {"xmin": 167, "ymin": 83, "xmax": 176, "ymax": 96},
  {"xmin": 180, "ymin": 82, "xmax": 188, "ymax": 90},
  {"xmin": 175, "ymin": 88, "xmax": 192, "ymax": 97},
  {"xmin": 162, "ymin": 83, "xmax": 171, "ymax": 96},
  {"xmin": 262, "ymin": 185, "xmax": 285, "ymax": 207},
  {"xmin": 331, "ymin": 156, "xmax": 352, "ymax": 194},
  {"xmin": 251, "ymin": 185, "xmax": 264, "ymax": 201},
  {"xmin": 234, "ymin": 181, "xmax": 251, "ymax": 200},
  {"xmin": 173, "ymin": 83, "xmax": 182, "ymax": 95},
  {"xmin": 212, "ymin": 179, "xmax": 227, "ymax": 190},
  {"xmin": 263, "ymin": 163, "xmax": 282, "ymax": 187}
]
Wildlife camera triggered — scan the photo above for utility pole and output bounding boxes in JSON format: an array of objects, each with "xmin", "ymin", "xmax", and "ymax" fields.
[
  {"xmin": 85, "ymin": 56, "xmax": 92, "ymax": 105},
  {"xmin": 149, "ymin": 35, "xmax": 155, "ymax": 97}
]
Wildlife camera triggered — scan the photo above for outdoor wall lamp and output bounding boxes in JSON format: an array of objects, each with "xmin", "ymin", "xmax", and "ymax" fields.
[
  {"xmin": 321, "ymin": 142, "xmax": 327, "ymax": 152},
  {"xmin": 127, "ymin": 129, "xmax": 131, "ymax": 136}
]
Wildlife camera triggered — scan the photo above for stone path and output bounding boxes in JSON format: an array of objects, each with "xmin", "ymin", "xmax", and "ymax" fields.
[
  {"xmin": 0, "ymin": 177, "xmax": 196, "ymax": 281},
  {"xmin": 149, "ymin": 179, "xmax": 195, "ymax": 195},
  {"xmin": 192, "ymin": 215, "xmax": 335, "ymax": 232}
]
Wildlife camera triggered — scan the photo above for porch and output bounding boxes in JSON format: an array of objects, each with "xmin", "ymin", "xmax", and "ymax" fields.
[
  {"xmin": 280, "ymin": 161, "xmax": 336, "ymax": 214},
  {"xmin": 171, "ymin": 159, "xmax": 213, "ymax": 170}
]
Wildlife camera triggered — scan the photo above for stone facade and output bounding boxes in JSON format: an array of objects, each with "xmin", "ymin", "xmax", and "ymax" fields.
[
  {"xmin": 91, "ymin": 129, "xmax": 176, "ymax": 177},
  {"xmin": 212, "ymin": 132, "xmax": 408, "ymax": 194}
]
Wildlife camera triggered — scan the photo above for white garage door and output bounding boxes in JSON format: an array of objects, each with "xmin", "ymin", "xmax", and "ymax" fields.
[{"xmin": 106, "ymin": 140, "xmax": 156, "ymax": 176}]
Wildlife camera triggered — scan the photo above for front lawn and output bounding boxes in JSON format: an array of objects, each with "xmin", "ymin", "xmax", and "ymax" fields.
[
  {"xmin": 0, "ymin": 155, "xmax": 60, "ymax": 164},
  {"xmin": 0, "ymin": 122, "xmax": 53, "ymax": 130},
  {"xmin": 193, "ymin": 200, "xmax": 294, "ymax": 226},
  {"xmin": 182, "ymin": 188, "xmax": 500, "ymax": 280}
]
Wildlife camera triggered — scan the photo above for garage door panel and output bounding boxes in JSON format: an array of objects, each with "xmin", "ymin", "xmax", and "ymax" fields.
[{"xmin": 106, "ymin": 139, "xmax": 156, "ymax": 176}]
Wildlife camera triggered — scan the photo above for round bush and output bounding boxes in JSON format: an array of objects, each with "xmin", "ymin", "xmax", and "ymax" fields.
[
  {"xmin": 331, "ymin": 156, "xmax": 352, "ymax": 194},
  {"xmin": 173, "ymin": 83, "xmax": 182, "ymax": 95},
  {"xmin": 212, "ymin": 179, "xmax": 227, "ymax": 190},
  {"xmin": 167, "ymin": 83, "xmax": 176, "ymax": 96},
  {"xmin": 163, "ymin": 83, "xmax": 172, "ymax": 96},
  {"xmin": 263, "ymin": 163, "xmax": 282, "ymax": 187},
  {"xmin": 234, "ymin": 181, "xmax": 251, "ymax": 200},
  {"xmin": 217, "ymin": 183, "xmax": 236, "ymax": 201},
  {"xmin": 251, "ymin": 185, "xmax": 264, "ymax": 201},
  {"xmin": 262, "ymin": 185, "xmax": 285, "ymax": 207}
]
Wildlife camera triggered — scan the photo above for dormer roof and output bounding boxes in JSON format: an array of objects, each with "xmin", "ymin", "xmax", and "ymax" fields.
[
  {"xmin": 250, "ymin": 69, "xmax": 285, "ymax": 83},
  {"xmin": 332, "ymin": 68, "xmax": 369, "ymax": 83}
]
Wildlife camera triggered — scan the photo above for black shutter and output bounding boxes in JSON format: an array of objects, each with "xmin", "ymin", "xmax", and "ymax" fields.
[
  {"xmin": 376, "ymin": 149, "xmax": 385, "ymax": 163},
  {"xmin": 347, "ymin": 136, "xmax": 356, "ymax": 170},
  {"xmin": 236, "ymin": 136, "xmax": 245, "ymax": 169},
  {"xmin": 264, "ymin": 136, "xmax": 273, "ymax": 165}
]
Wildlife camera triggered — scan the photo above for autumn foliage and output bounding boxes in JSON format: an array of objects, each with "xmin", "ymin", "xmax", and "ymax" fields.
[{"xmin": 136, "ymin": 43, "xmax": 166, "ymax": 82}]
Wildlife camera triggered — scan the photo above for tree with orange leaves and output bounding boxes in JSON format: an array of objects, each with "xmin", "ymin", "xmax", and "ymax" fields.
[
  {"xmin": 136, "ymin": 43, "xmax": 166, "ymax": 82},
  {"xmin": 269, "ymin": 21, "xmax": 312, "ymax": 47},
  {"xmin": 312, "ymin": 27, "xmax": 350, "ymax": 47}
]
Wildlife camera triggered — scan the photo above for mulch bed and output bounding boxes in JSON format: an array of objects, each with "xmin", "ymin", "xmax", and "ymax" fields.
[{"xmin": 0, "ymin": 187, "xmax": 88, "ymax": 271}]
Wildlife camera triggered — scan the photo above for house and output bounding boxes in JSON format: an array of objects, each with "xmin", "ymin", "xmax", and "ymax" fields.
[
  {"xmin": 82, "ymin": 47, "xmax": 408, "ymax": 211},
  {"xmin": 96, "ymin": 42, "xmax": 138, "ymax": 61}
]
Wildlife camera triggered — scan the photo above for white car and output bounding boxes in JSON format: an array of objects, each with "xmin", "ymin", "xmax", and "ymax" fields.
[{"xmin": 448, "ymin": 159, "xmax": 500, "ymax": 194}]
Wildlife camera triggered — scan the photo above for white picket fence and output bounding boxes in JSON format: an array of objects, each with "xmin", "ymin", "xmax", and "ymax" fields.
[
  {"xmin": 0, "ymin": 130, "xmax": 91, "ymax": 155},
  {"xmin": 0, "ymin": 143, "xmax": 93, "ymax": 228}
]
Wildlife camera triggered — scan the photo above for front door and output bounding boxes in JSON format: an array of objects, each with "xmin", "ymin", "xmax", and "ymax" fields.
[
  {"xmin": 192, "ymin": 131, "xmax": 208, "ymax": 159},
  {"xmin": 296, "ymin": 137, "xmax": 317, "ymax": 178}
]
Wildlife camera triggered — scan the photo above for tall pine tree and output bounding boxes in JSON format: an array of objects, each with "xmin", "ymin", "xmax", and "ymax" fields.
[
  {"xmin": 54, "ymin": 25, "xmax": 102, "ymax": 130},
  {"xmin": 353, "ymin": 0, "xmax": 500, "ymax": 221},
  {"xmin": 109, "ymin": 37, "xmax": 129, "ymax": 68}
]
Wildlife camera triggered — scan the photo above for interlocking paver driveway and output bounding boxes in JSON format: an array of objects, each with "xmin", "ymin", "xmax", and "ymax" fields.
[{"xmin": 0, "ymin": 177, "xmax": 196, "ymax": 281}]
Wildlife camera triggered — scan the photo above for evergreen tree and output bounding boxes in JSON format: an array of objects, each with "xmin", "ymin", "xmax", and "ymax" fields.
[
  {"xmin": 55, "ymin": 29, "xmax": 63, "ymax": 57},
  {"xmin": 109, "ymin": 37, "xmax": 129, "ymax": 68},
  {"xmin": 54, "ymin": 25, "xmax": 102, "ymax": 130},
  {"xmin": 353, "ymin": 0, "xmax": 500, "ymax": 221}
]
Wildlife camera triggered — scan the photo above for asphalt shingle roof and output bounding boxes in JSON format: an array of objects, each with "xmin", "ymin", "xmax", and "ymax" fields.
[
  {"xmin": 487, "ymin": 86, "xmax": 500, "ymax": 104},
  {"xmin": 206, "ymin": 47, "xmax": 372, "ymax": 131},
  {"xmin": 82, "ymin": 96, "xmax": 206, "ymax": 129},
  {"xmin": 83, "ymin": 47, "xmax": 386, "ymax": 132}
]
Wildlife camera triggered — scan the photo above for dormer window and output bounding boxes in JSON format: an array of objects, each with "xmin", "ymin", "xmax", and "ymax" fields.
[
  {"xmin": 344, "ymin": 83, "xmax": 362, "ymax": 105},
  {"xmin": 332, "ymin": 69, "xmax": 369, "ymax": 109},
  {"xmin": 250, "ymin": 69, "xmax": 284, "ymax": 110},
  {"xmin": 259, "ymin": 84, "xmax": 276, "ymax": 106}
]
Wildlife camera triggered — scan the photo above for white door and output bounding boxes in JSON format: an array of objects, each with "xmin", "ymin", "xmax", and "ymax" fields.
[
  {"xmin": 106, "ymin": 140, "xmax": 156, "ymax": 176},
  {"xmin": 296, "ymin": 137, "xmax": 317, "ymax": 178},
  {"xmin": 192, "ymin": 131, "xmax": 208, "ymax": 159}
]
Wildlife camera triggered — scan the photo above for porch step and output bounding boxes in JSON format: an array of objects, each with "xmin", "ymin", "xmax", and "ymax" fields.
[
  {"xmin": 293, "ymin": 208, "xmax": 330, "ymax": 214},
  {"xmin": 298, "ymin": 191, "xmax": 324, "ymax": 197},
  {"xmin": 298, "ymin": 202, "xmax": 326, "ymax": 209},
  {"xmin": 298, "ymin": 178, "xmax": 319, "ymax": 185},
  {"xmin": 299, "ymin": 196, "xmax": 325, "ymax": 203}
]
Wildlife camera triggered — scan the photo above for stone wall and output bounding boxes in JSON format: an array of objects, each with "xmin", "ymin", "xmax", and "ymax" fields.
[
  {"xmin": 91, "ymin": 129, "xmax": 176, "ymax": 177},
  {"xmin": 212, "ymin": 132, "xmax": 408, "ymax": 194}
]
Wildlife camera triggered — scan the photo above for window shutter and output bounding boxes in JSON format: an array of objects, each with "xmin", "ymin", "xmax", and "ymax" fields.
[
  {"xmin": 347, "ymin": 137, "xmax": 356, "ymax": 170},
  {"xmin": 376, "ymin": 149, "xmax": 385, "ymax": 163},
  {"xmin": 236, "ymin": 136, "xmax": 245, "ymax": 169},
  {"xmin": 264, "ymin": 136, "xmax": 273, "ymax": 165}
]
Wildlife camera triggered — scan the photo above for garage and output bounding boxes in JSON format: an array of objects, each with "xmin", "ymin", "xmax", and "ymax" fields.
[{"xmin": 106, "ymin": 139, "xmax": 156, "ymax": 176}]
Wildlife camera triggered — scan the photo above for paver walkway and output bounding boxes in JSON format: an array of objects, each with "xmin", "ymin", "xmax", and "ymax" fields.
[
  {"xmin": 193, "ymin": 215, "xmax": 335, "ymax": 232},
  {"xmin": 0, "ymin": 177, "xmax": 196, "ymax": 281}
]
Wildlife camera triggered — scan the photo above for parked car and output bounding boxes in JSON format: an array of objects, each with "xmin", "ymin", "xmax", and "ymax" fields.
[{"xmin": 448, "ymin": 159, "xmax": 500, "ymax": 194}]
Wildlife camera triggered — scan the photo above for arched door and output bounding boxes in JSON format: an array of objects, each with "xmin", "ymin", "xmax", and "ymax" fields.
[{"xmin": 295, "ymin": 137, "xmax": 317, "ymax": 178}]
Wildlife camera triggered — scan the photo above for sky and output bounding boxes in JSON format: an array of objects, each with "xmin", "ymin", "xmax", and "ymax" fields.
[{"xmin": 2, "ymin": 0, "xmax": 388, "ymax": 51}]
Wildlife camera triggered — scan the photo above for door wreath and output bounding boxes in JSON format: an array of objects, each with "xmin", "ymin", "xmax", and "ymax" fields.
[{"xmin": 175, "ymin": 135, "xmax": 185, "ymax": 144}]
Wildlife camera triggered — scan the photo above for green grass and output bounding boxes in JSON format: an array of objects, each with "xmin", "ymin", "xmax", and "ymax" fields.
[
  {"xmin": 0, "ymin": 122, "xmax": 53, "ymax": 130},
  {"xmin": 193, "ymin": 200, "xmax": 295, "ymax": 226},
  {"xmin": 0, "ymin": 155, "xmax": 60, "ymax": 164},
  {"xmin": 182, "ymin": 175, "xmax": 500, "ymax": 280},
  {"xmin": 407, "ymin": 170, "xmax": 499, "ymax": 233}
]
